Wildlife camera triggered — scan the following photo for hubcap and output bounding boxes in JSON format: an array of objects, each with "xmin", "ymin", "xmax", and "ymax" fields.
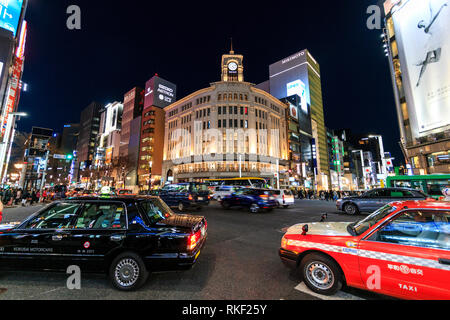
[
  {"xmin": 305, "ymin": 262, "xmax": 334, "ymax": 290},
  {"xmin": 250, "ymin": 204, "xmax": 259, "ymax": 213},
  {"xmin": 346, "ymin": 205, "xmax": 355, "ymax": 214},
  {"xmin": 178, "ymin": 203, "xmax": 184, "ymax": 211},
  {"xmin": 115, "ymin": 258, "xmax": 140, "ymax": 287}
]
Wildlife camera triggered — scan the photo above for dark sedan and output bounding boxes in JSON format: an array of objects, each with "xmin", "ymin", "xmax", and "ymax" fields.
[
  {"xmin": 0, "ymin": 196, "xmax": 207, "ymax": 291},
  {"xmin": 336, "ymin": 188, "xmax": 428, "ymax": 215}
]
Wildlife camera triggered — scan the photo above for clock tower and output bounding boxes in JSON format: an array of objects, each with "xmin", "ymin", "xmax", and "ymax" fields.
[{"xmin": 221, "ymin": 43, "xmax": 244, "ymax": 82}]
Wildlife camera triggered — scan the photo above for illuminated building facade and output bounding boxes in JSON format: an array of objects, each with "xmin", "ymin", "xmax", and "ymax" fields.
[
  {"xmin": 138, "ymin": 75, "xmax": 177, "ymax": 191},
  {"xmin": 162, "ymin": 49, "xmax": 289, "ymax": 186},
  {"xmin": 257, "ymin": 49, "xmax": 330, "ymax": 190},
  {"xmin": 383, "ymin": 0, "xmax": 450, "ymax": 174}
]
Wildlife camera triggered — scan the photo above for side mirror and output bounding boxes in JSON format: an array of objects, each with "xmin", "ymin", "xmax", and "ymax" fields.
[{"xmin": 302, "ymin": 224, "xmax": 309, "ymax": 235}]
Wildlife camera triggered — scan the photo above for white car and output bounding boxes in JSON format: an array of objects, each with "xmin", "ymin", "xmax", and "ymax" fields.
[
  {"xmin": 272, "ymin": 190, "xmax": 295, "ymax": 208},
  {"xmin": 212, "ymin": 186, "xmax": 239, "ymax": 201}
]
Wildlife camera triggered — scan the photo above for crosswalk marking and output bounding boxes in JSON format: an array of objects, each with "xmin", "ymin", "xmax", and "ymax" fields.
[{"xmin": 294, "ymin": 283, "xmax": 365, "ymax": 300}]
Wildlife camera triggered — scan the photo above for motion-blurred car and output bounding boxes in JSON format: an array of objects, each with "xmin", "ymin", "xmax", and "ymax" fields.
[
  {"xmin": 220, "ymin": 188, "xmax": 278, "ymax": 213},
  {"xmin": 280, "ymin": 201, "xmax": 450, "ymax": 299},
  {"xmin": 158, "ymin": 183, "xmax": 210, "ymax": 212},
  {"xmin": 117, "ymin": 189, "xmax": 134, "ymax": 195},
  {"xmin": 272, "ymin": 189, "xmax": 295, "ymax": 208},
  {"xmin": 336, "ymin": 188, "xmax": 428, "ymax": 215},
  {"xmin": 211, "ymin": 185, "xmax": 239, "ymax": 201}
]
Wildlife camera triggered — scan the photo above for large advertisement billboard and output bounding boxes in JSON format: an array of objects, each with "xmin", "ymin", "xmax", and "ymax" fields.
[
  {"xmin": 0, "ymin": 0, "xmax": 24, "ymax": 37},
  {"xmin": 144, "ymin": 76, "xmax": 177, "ymax": 109},
  {"xmin": 392, "ymin": 0, "xmax": 450, "ymax": 135},
  {"xmin": 269, "ymin": 50, "xmax": 312, "ymax": 114}
]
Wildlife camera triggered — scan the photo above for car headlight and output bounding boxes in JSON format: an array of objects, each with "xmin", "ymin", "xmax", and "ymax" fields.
[{"xmin": 281, "ymin": 236, "xmax": 287, "ymax": 249}]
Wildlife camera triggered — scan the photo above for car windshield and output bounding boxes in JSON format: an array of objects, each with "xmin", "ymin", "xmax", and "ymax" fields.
[
  {"xmin": 190, "ymin": 183, "xmax": 208, "ymax": 193},
  {"xmin": 139, "ymin": 198, "xmax": 174, "ymax": 225},
  {"xmin": 348, "ymin": 205, "xmax": 397, "ymax": 236}
]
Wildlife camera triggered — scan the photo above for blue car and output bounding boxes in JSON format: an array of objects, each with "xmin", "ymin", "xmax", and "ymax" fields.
[
  {"xmin": 159, "ymin": 183, "xmax": 210, "ymax": 212},
  {"xmin": 220, "ymin": 188, "xmax": 278, "ymax": 213}
]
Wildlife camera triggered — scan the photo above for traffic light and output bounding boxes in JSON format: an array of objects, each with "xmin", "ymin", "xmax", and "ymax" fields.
[{"xmin": 66, "ymin": 154, "xmax": 74, "ymax": 160}]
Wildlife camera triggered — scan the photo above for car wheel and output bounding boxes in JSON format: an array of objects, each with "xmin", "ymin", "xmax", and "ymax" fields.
[
  {"xmin": 300, "ymin": 253, "xmax": 343, "ymax": 296},
  {"xmin": 344, "ymin": 203, "xmax": 359, "ymax": 215},
  {"xmin": 110, "ymin": 252, "xmax": 149, "ymax": 291},
  {"xmin": 222, "ymin": 201, "xmax": 231, "ymax": 210},
  {"xmin": 178, "ymin": 202, "xmax": 185, "ymax": 212},
  {"xmin": 249, "ymin": 203, "xmax": 260, "ymax": 214}
]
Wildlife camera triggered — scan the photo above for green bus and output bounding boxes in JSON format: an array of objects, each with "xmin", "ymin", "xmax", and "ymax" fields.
[{"xmin": 386, "ymin": 174, "xmax": 450, "ymax": 199}]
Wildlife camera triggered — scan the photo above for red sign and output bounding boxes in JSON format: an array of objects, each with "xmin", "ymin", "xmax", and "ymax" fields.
[{"xmin": 1, "ymin": 57, "xmax": 24, "ymax": 138}]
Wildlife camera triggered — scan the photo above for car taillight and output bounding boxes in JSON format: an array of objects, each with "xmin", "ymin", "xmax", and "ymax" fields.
[
  {"xmin": 188, "ymin": 230, "xmax": 202, "ymax": 251},
  {"xmin": 188, "ymin": 194, "xmax": 193, "ymax": 201},
  {"xmin": 260, "ymin": 195, "xmax": 269, "ymax": 200}
]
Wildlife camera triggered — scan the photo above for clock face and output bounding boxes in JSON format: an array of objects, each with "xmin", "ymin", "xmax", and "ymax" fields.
[{"xmin": 228, "ymin": 62, "xmax": 238, "ymax": 71}]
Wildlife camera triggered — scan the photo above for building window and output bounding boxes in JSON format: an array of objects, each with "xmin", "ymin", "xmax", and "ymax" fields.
[
  {"xmin": 229, "ymin": 119, "xmax": 233, "ymax": 128},
  {"xmin": 218, "ymin": 106, "xmax": 222, "ymax": 115},
  {"xmin": 218, "ymin": 120, "xmax": 222, "ymax": 128},
  {"xmin": 234, "ymin": 106, "xmax": 238, "ymax": 114},
  {"xmin": 218, "ymin": 94, "xmax": 222, "ymax": 101}
]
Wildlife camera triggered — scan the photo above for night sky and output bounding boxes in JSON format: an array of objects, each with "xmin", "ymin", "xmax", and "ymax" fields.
[{"xmin": 17, "ymin": 0, "xmax": 402, "ymax": 162}]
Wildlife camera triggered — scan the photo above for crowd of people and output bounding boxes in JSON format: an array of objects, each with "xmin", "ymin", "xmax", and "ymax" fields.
[
  {"xmin": 0, "ymin": 188, "xmax": 51, "ymax": 207},
  {"xmin": 291, "ymin": 189, "xmax": 364, "ymax": 201}
]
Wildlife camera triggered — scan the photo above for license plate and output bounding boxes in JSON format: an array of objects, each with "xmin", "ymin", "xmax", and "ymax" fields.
[{"xmin": 198, "ymin": 197, "xmax": 204, "ymax": 201}]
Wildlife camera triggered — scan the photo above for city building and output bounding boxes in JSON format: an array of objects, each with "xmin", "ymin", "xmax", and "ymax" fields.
[
  {"xmin": 161, "ymin": 48, "xmax": 289, "ymax": 186},
  {"xmin": 138, "ymin": 75, "xmax": 177, "ymax": 191},
  {"xmin": 383, "ymin": 0, "xmax": 450, "ymax": 174},
  {"xmin": 119, "ymin": 87, "xmax": 144, "ymax": 190},
  {"xmin": 332, "ymin": 129, "xmax": 395, "ymax": 190},
  {"xmin": 257, "ymin": 49, "xmax": 330, "ymax": 190},
  {"xmin": 281, "ymin": 95, "xmax": 314, "ymax": 189},
  {"xmin": 94, "ymin": 101, "xmax": 123, "ymax": 186},
  {"xmin": 20, "ymin": 127, "xmax": 53, "ymax": 191},
  {"xmin": 60, "ymin": 123, "xmax": 80, "ymax": 155},
  {"xmin": 0, "ymin": 5, "xmax": 29, "ymax": 184},
  {"xmin": 75, "ymin": 101, "xmax": 102, "ymax": 181}
]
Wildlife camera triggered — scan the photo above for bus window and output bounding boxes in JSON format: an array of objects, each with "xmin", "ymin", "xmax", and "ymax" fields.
[{"xmin": 426, "ymin": 180, "xmax": 450, "ymax": 197}]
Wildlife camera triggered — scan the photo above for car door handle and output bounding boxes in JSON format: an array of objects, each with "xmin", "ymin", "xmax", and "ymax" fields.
[
  {"xmin": 439, "ymin": 258, "xmax": 450, "ymax": 266},
  {"xmin": 52, "ymin": 235, "xmax": 64, "ymax": 241},
  {"xmin": 110, "ymin": 235, "xmax": 125, "ymax": 242}
]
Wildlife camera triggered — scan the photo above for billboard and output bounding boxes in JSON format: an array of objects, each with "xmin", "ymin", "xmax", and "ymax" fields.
[
  {"xmin": 0, "ymin": 0, "xmax": 24, "ymax": 37},
  {"xmin": 392, "ymin": 0, "xmax": 450, "ymax": 135},
  {"xmin": 287, "ymin": 79, "xmax": 308, "ymax": 113},
  {"xmin": 269, "ymin": 50, "xmax": 315, "ymax": 115},
  {"xmin": 144, "ymin": 76, "xmax": 177, "ymax": 109}
]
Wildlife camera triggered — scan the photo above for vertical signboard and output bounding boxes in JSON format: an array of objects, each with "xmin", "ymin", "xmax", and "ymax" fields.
[{"xmin": 392, "ymin": 0, "xmax": 450, "ymax": 136}]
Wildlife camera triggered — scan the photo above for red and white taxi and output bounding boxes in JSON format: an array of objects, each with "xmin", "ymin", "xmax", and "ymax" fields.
[{"xmin": 279, "ymin": 201, "xmax": 450, "ymax": 300}]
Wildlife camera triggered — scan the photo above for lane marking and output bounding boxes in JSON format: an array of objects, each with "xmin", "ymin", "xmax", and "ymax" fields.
[{"xmin": 295, "ymin": 283, "xmax": 365, "ymax": 300}]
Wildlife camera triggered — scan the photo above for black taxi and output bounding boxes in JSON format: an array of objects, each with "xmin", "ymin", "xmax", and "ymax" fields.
[{"xmin": 0, "ymin": 196, "xmax": 207, "ymax": 291}]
